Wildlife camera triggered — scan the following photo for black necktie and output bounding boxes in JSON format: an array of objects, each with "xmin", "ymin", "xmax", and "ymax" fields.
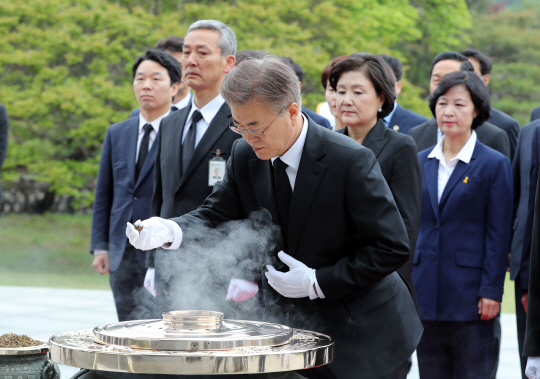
[
  {"xmin": 136, "ymin": 123, "xmax": 153, "ymax": 181},
  {"xmin": 273, "ymin": 158, "xmax": 292, "ymax": 251},
  {"xmin": 182, "ymin": 110, "xmax": 203, "ymax": 175},
  {"xmin": 171, "ymin": 105, "xmax": 178, "ymax": 112}
]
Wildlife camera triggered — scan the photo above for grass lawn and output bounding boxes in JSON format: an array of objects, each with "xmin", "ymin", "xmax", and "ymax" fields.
[{"xmin": 0, "ymin": 213, "xmax": 517, "ymax": 313}]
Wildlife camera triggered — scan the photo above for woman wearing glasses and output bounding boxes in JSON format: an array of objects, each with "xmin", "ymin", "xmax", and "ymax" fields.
[{"xmin": 329, "ymin": 54, "xmax": 422, "ymax": 314}]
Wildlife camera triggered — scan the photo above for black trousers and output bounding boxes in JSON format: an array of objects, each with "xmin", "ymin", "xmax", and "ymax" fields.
[
  {"xmin": 490, "ymin": 314, "xmax": 501, "ymax": 379},
  {"xmin": 417, "ymin": 319, "xmax": 495, "ymax": 379},
  {"xmin": 109, "ymin": 246, "xmax": 147, "ymax": 321},
  {"xmin": 515, "ymin": 276, "xmax": 528, "ymax": 379}
]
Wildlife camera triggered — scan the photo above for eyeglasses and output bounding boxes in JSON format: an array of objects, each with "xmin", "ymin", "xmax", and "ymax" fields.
[{"xmin": 229, "ymin": 105, "xmax": 287, "ymax": 137}]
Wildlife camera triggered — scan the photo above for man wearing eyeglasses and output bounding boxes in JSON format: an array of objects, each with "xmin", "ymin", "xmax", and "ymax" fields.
[
  {"xmin": 127, "ymin": 56, "xmax": 422, "ymax": 379},
  {"xmin": 144, "ymin": 20, "xmax": 241, "ymax": 309}
]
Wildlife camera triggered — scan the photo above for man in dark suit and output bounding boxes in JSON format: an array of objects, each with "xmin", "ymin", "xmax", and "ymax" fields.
[
  {"xmin": 409, "ymin": 51, "xmax": 511, "ymax": 159},
  {"xmin": 379, "ymin": 54, "xmax": 428, "ymax": 134},
  {"xmin": 0, "ymin": 103, "xmax": 8, "ymax": 202},
  {"xmin": 145, "ymin": 20, "xmax": 241, "ymax": 304},
  {"xmin": 130, "ymin": 36, "xmax": 192, "ymax": 118},
  {"xmin": 461, "ymin": 48, "xmax": 519, "ymax": 158},
  {"xmin": 127, "ymin": 56, "xmax": 422, "ymax": 379},
  {"xmin": 283, "ymin": 57, "xmax": 332, "ymax": 130},
  {"xmin": 512, "ymin": 120, "xmax": 540, "ymax": 378},
  {"xmin": 90, "ymin": 50, "xmax": 181, "ymax": 321},
  {"xmin": 532, "ymin": 106, "xmax": 540, "ymax": 122}
]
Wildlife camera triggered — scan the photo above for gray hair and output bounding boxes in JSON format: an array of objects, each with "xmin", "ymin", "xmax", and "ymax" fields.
[
  {"xmin": 221, "ymin": 56, "xmax": 302, "ymax": 114},
  {"xmin": 187, "ymin": 20, "xmax": 237, "ymax": 57}
]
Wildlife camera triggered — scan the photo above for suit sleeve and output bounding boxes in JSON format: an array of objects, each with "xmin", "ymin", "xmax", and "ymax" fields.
[
  {"xmin": 316, "ymin": 148, "xmax": 410, "ymax": 301},
  {"xmin": 523, "ymin": 169, "xmax": 540, "ymax": 356},
  {"xmin": 478, "ymin": 156, "xmax": 513, "ymax": 301},
  {"xmin": 0, "ymin": 105, "xmax": 8, "ymax": 173},
  {"xmin": 507, "ymin": 118, "xmax": 519, "ymax": 160},
  {"xmin": 492, "ymin": 129, "xmax": 511, "ymax": 161},
  {"xmin": 90, "ymin": 129, "xmax": 114, "ymax": 254}
]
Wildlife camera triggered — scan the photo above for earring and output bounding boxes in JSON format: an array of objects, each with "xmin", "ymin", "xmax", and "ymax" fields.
[{"xmin": 378, "ymin": 107, "xmax": 382, "ymax": 113}]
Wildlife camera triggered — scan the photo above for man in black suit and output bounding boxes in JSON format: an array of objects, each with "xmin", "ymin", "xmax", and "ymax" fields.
[
  {"xmin": 90, "ymin": 50, "xmax": 181, "ymax": 321},
  {"xmin": 532, "ymin": 106, "xmax": 540, "ymax": 122},
  {"xmin": 461, "ymin": 48, "xmax": 519, "ymax": 158},
  {"xmin": 145, "ymin": 20, "xmax": 241, "ymax": 305},
  {"xmin": 127, "ymin": 56, "xmax": 422, "ymax": 379},
  {"xmin": 379, "ymin": 54, "xmax": 428, "ymax": 134},
  {"xmin": 130, "ymin": 36, "xmax": 192, "ymax": 117},
  {"xmin": 511, "ymin": 120, "xmax": 540, "ymax": 378},
  {"xmin": 0, "ymin": 103, "xmax": 8, "ymax": 202},
  {"xmin": 409, "ymin": 51, "xmax": 511, "ymax": 159}
]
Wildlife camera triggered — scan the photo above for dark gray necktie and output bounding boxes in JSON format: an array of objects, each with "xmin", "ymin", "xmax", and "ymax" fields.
[
  {"xmin": 136, "ymin": 123, "xmax": 153, "ymax": 181},
  {"xmin": 171, "ymin": 105, "xmax": 178, "ymax": 112},
  {"xmin": 182, "ymin": 110, "xmax": 203, "ymax": 175},
  {"xmin": 273, "ymin": 158, "xmax": 292, "ymax": 251}
]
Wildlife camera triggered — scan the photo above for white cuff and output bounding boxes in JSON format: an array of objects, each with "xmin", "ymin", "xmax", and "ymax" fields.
[
  {"xmin": 162, "ymin": 220, "xmax": 183, "ymax": 250},
  {"xmin": 94, "ymin": 249, "xmax": 108, "ymax": 255},
  {"xmin": 308, "ymin": 270, "xmax": 325, "ymax": 300}
]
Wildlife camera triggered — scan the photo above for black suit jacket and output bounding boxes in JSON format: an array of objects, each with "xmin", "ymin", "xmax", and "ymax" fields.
[
  {"xmin": 337, "ymin": 120, "xmax": 422, "ymax": 312},
  {"xmin": 0, "ymin": 104, "xmax": 8, "ymax": 201},
  {"xmin": 388, "ymin": 103, "xmax": 428, "ymax": 135},
  {"xmin": 303, "ymin": 107, "xmax": 332, "ymax": 130},
  {"xmin": 408, "ymin": 118, "xmax": 511, "ymax": 159},
  {"xmin": 90, "ymin": 117, "xmax": 157, "ymax": 271},
  {"xmin": 531, "ymin": 105, "xmax": 540, "ymax": 122},
  {"xmin": 171, "ymin": 118, "xmax": 423, "ymax": 378},
  {"xmin": 147, "ymin": 102, "xmax": 240, "ymax": 267},
  {"xmin": 488, "ymin": 107, "xmax": 519, "ymax": 159}
]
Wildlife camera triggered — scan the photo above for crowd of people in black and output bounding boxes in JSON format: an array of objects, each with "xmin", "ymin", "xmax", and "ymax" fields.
[{"xmin": 2, "ymin": 17, "xmax": 540, "ymax": 379}]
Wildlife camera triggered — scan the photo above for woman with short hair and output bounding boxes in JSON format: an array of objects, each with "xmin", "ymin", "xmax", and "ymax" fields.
[{"xmin": 413, "ymin": 70, "xmax": 513, "ymax": 379}]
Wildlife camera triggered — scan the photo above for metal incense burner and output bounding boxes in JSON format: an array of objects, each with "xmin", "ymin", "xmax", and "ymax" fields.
[
  {"xmin": 0, "ymin": 341, "xmax": 60, "ymax": 379},
  {"xmin": 49, "ymin": 310, "xmax": 333, "ymax": 376}
]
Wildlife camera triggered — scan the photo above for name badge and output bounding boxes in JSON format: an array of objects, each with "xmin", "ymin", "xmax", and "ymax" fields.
[{"xmin": 208, "ymin": 149, "xmax": 226, "ymax": 186}]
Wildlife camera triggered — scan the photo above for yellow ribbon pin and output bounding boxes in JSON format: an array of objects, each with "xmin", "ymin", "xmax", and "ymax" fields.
[{"xmin": 463, "ymin": 176, "xmax": 469, "ymax": 183}]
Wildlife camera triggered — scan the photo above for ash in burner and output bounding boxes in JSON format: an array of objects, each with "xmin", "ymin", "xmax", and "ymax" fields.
[{"xmin": 0, "ymin": 333, "xmax": 43, "ymax": 348}]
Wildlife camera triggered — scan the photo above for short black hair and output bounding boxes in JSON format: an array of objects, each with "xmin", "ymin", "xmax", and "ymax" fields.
[
  {"xmin": 235, "ymin": 50, "xmax": 268, "ymax": 65},
  {"xmin": 430, "ymin": 51, "xmax": 474, "ymax": 77},
  {"xmin": 379, "ymin": 54, "xmax": 403, "ymax": 81},
  {"xmin": 460, "ymin": 48, "xmax": 493, "ymax": 75},
  {"xmin": 278, "ymin": 56, "xmax": 304, "ymax": 82},
  {"xmin": 329, "ymin": 53, "xmax": 396, "ymax": 118},
  {"xmin": 428, "ymin": 71, "xmax": 491, "ymax": 129},
  {"xmin": 132, "ymin": 49, "xmax": 182, "ymax": 85},
  {"xmin": 155, "ymin": 36, "xmax": 184, "ymax": 53}
]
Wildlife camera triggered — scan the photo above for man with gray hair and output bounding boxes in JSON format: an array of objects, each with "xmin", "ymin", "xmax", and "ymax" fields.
[
  {"xmin": 127, "ymin": 56, "xmax": 422, "ymax": 379},
  {"xmin": 144, "ymin": 19, "xmax": 241, "ymax": 308}
]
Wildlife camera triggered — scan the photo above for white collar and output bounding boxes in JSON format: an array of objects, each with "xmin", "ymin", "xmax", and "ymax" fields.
[
  {"xmin": 186, "ymin": 94, "xmax": 225, "ymax": 124},
  {"xmin": 173, "ymin": 92, "xmax": 191, "ymax": 110},
  {"xmin": 271, "ymin": 114, "xmax": 309, "ymax": 171},
  {"xmin": 138, "ymin": 109, "xmax": 171, "ymax": 133},
  {"xmin": 428, "ymin": 130, "xmax": 477, "ymax": 165}
]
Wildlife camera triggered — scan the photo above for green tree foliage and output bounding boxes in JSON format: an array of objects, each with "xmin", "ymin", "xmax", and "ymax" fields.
[
  {"xmin": 465, "ymin": 1, "xmax": 540, "ymax": 126},
  {"xmin": 0, "ymin": 0, "xmax": 471, "ymax": 207}
]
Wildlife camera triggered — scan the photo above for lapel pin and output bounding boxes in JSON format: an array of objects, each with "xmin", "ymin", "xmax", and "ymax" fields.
[{"xmin": 463, "ymin": 176, "xmax": 469, "ymax": 183}]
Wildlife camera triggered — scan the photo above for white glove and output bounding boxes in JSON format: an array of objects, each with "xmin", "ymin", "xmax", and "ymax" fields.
[
  {"xmin": 225, "ymin": 278, "xmax": 259, "ymax": 302},
  {"xmin": 144, "ymin": 268, "xmax": 157, "ymax": 297},
  {"xmin": 265, "ymin": 251, "xmax": 318, "ymax": 299},
  {"xmin": 126, "ymin": 218, "xmax": 177, "ymax": 250},
  {"xmin": 526, "ymin": 357, "xmax": 540, "ymax": 379}
]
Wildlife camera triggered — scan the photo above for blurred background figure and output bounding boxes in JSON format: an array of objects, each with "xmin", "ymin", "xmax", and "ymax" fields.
[
  {"xmin": 317, "ymin": 55, "xmax": 348, "ymax": 130},
  {"xmin": 329, "ymin": 54, "xmax": 422, "ymax": 324},
  {"xmin": 461, "ymin": 48, "xmax": 519, "ymax": 158},
  {"xmin": 378, "ymin": 54, "xmax": 428, "ymax": 134},
  {"xmin": 90, "ymin": 50, "xmax": 181, "ymax": 321},
  {"xmin": 235, "ymin": 49, "xmax": 268, "ymax": 66},
  {"xmin": 413, "ymin": 71, "xmax": 512, "ymax": 379},
  {"xmin": 131, "ymin": 36, "xmax": 191, "ymax": 117},
  {"xmin": 0, "ymin": 103, "xmax": 7, "ymax": 204},
  {"xmin": 279, "ymin": 56, "xmax": 332, "ymax": 130},
  {"xmin": 532, "ymin": 105, "xmax": 540, "ymax": 122},
  {"xmin": 409, "ymin": 51, "xmax": 510, "ymax": 160}
]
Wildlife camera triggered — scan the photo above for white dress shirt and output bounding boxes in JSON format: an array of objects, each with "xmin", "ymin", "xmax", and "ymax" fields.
[
  {"xmin": 182, "ymin": 94, "xmax": 225, "ymax": 148},
  {"xmin": 94, "ymin": 110, "xmax": 171, "ymax": 256},
  {"xmin": 173, "ymin": 92, "xmax": 191, "ymax": 111},
  {"xmin": 428, "ymin": 131, "xmax": 477, "ymax": 202}
]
